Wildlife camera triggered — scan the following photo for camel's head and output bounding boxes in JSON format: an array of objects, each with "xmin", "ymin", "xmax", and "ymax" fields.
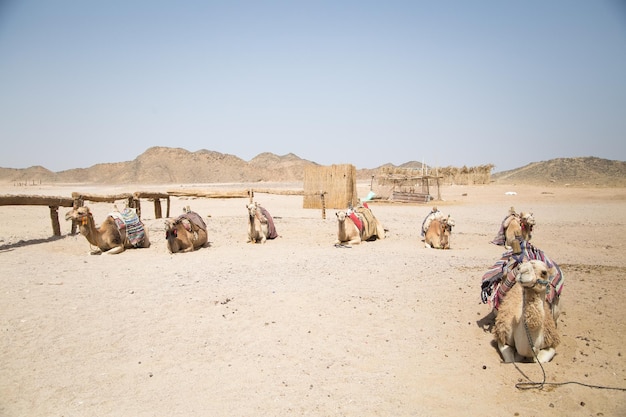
[
  {"xmin": 164, "ymin": 219, "xmax": 177, "ymax": 239},
  {"xmin": 516, "ymin": 260, "xmax": 553, "ymax": 293},
  {"xmin": 336, "ymin": 211, "xmax": 347, "ymax": 222},
  {"xmin": 520, "ymin": 212, "xmax": 535, "ymax": 228},
  {"xmin": 443, "ymin": 216, "xmax": 455, "ymax": 231},
  {"xmin": 65, "ymin": 206, "xmax": 92, "ymax": 225},
  {"xmin": 246, "ymin": 203, "xmax": 258, "ymax": 217}
]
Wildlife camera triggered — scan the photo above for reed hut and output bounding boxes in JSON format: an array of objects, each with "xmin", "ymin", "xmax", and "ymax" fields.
[
  {"xmin": 376, "ymin": 167, "xmax": 442, "ymax": 202},
  {"xmin": 303, "ymin": 164, "xmax": 358, "ymax": 209}
]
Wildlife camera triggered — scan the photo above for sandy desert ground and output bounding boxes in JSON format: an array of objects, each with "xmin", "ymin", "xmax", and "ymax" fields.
[{"xmin": 1, "ymin": 182, "xmax": 625, "ymax": 417}]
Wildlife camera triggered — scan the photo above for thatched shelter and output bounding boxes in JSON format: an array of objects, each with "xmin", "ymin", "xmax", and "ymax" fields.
[
  {"xmin": 376, "ymin": 167, "xmax": 442, "ymax": 202},
  {"xmin": 303, "ymin": 164, "xmax": 357, "ymax": 209}
]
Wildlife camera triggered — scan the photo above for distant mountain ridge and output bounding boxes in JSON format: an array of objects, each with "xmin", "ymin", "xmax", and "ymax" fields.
[
  {"xmin": 491, "ymin": 157, "xmax": 626, "ymax": 187},
  {"xmin": 1, "ymin": 147, "xmax": 624, "ymax": 186}
]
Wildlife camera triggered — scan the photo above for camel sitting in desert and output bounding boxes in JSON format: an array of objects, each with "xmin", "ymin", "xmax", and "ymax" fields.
[
  {"xmin": 424, "ymin": 214, "xmax": 455, "ymax": 249},
  {"xmin": 335, "ymin": 204, "xmax": 385, "ymax": 245},
  {"xmin": 494, "ymin": 260, "xmax": 560, "ymax": 363},
  {"xmin": 165, "ymin": 207, "xmax": 208, "ymax": 253},
  {"xmin": 505, "ymin": 211, "xmax": 535, "ymax": 249},
  {"xmin": 65, "ymin": 205, "xmax": 150, "ymax": 255},
  {"xmin": 246, "ymin": 202, "xmax": 278, "ymax": 243},
  {"xmin": 491, "ymin": 207, "xmax": 535, "ymax": 252}
]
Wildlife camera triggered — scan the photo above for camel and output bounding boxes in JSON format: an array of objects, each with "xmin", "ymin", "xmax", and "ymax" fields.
[
  {"xmin": 505, "ymin": 211, "xmax": 535, "ymax": 249},
  {"xmin": 335, "ymin": 204, "xmax": 385, "ymax": 245},
  {"xmin": 424, "ymin": 214, "xmax": 455, "ymax": 249},
  {"xmin": 246, "ymin": 202, "xmax": 278, "ymax": 243},
  {"xmin": 65, "ymin": 205, "xmax": 150, "ymax": 255},
  {"xmin": 494, "ymin": 260, "xmax": 560, "ymax": 363},
  {"xmin": 165, "ymin": 206, "xmax": 208, "ymax": 253},
  {"xmin": 492, "ymin": 207, "xmax": 535, "ymax": 252}
]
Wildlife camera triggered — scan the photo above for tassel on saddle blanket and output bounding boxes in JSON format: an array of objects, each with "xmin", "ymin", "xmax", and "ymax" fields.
[
  {"xmin": 109, "ymin": 208, "xmax": 145, "ymax": 247},
  {"xmin": 481, "ymin": 241, "xmax": 564, "ymax": 311}
]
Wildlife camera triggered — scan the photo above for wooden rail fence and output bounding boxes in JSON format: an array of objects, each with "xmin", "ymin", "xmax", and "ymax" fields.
[{"xmin": 0, "ymin": 187, "xmax": 310, "ymax": 238}]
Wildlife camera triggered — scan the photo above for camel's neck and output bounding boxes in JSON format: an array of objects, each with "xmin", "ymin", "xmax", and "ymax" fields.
[
  {"xmin": 337, "ymin": 217, "xmax": 356, "ymax": 238},
  {"xmin": 166, "ymin": 233, "xmax": 181, "ymax": 253},
  {"xmin": 249, "ymin": 213, "xmax": 258, "ymax": 227},
  {"xmin": 80, "ymin": 216, "xmax": 105, "ymax": 248},
  {"xmin": 523, "ymin": 289, "xmax": 546, "ymax": 330}
]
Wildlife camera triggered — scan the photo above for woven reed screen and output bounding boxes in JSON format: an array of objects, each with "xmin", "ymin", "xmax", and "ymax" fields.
[{"xmin": 303, "ymin": 164, "xmax": 358, "ymax": 209}]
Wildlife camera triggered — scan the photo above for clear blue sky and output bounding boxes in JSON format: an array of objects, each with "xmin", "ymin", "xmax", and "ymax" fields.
[{"xmin": 1, "ymin": 1, "xmax": 625, "ymax": 173}]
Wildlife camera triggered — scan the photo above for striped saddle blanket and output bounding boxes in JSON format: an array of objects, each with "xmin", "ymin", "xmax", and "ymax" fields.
[
  {"xmin": 491, "ymin": 214, "xmax": 516, "ymax": 246},
  {"xmin": 258, "ymin": 206, "xmax": 278, "ymax": 239},
  {"xmin": 481, "ymin": 241, "xmax": 564, "ymax": 310},
  {"xmin": 176, "ymin": 211, "xmax": 207, "ymax": 232},
  {"xmin": 348, "ymin": 204, "xmax": 377, "ymax": 239},
  {"xmin": 110, "ymin": 208, "xmax": 145, "ymax": 247}
]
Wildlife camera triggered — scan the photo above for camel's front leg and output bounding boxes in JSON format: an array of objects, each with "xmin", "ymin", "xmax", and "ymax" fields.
[
  {"xmin": 105, "ymin": 246, "xmax": 125, "ymax": 254},
  {"xmin": 534, "ymin": 347, "xmax": 556, "ymax": 363},
  {"xmin": 497, "ymin": 342, "xmax": 516, "ymax": 363}
]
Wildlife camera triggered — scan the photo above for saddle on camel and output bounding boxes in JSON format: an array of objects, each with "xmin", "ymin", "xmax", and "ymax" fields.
[
  {"xmin": 165, "ymin": 207, "xmax": 208, "ymax": 253},
  {"xmin": 335, "ymin": 202, "xmax": 385, "ymax": 246},
  {"xmin": 491, "ymin": 206, "xmax": 535, "ymax": 252},
  {"xmin": 480, "ymin": 239, "xmax": 564, "ymax": 322}
]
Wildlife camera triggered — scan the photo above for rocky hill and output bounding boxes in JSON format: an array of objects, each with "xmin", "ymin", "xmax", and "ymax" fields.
[
  {"xmin": 491, "ymin": 157, "xmax": 626, "ymax": 187},
  {"xmin": 1, "ymin": 147, "xmax": 623, "ymax": 187}
]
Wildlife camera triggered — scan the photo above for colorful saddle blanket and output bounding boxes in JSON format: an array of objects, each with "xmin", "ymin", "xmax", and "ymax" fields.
[
  {"xmin": 348, "ymin": 212, "xmax": 363, "ymax": 231},
  {"xmin": 177, "ymin": 211, "xmax": 207, "ymax": 232},
  {"xmin": 491, "ymin": 214, "xmax": 516, "ymax": 246},
  {"xmin": 258, "ymin": 206, "xmax": 278, "ymax": 239},
  {"xmin": 421, "ymin": 210, "xmax": 442, "ymax": 237},
  {"xmin": 109, "ymin": 208, "xmax": 145, "ymax": 247},
  {"xmin": 481, "ymin": 241, "xmax": 564, "ymax": 310},
  {"xmin": 354, "ymin": 205, "xmax": 378, "ymax": 239}
]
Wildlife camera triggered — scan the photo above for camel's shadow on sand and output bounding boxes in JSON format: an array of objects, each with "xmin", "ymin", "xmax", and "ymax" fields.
[
  {"xmin": 477, "ymin": 310, "xmax": 504, "ymax": 358},
  {"xmin": 0, "ymin": 235, "xmax": 66, "ymax": 252},
  {"xmin": 477, "ymin": 309, "xmax": 496, "ymax": 333}
]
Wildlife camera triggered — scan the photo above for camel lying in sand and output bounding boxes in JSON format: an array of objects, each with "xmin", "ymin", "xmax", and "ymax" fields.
[
  {"xmin": 492, "ymin": 207, "xmax": 535, "ymax": 252},
  {"xmin": 65, "ymin": 206, "xmax": 150, "ymax": 255},
  {"xmin": 494, "ymin": 260, "xmax": 560, "ymax": 363},
  {"xmin": 165, "ymin": 207, "xmax": 208, "ymax": 253},
  {"xmin": 505, "ymin": 211, "xmax": 535, "ymax": 249},
  {"xmin": 246, "ymin": 202, "xmax": 278, "ymax": 243},
  {"xmin": 335, "ymin": 204, "xmax": 385, "ymax": 245},
  {"xmin": 424, "ymin": 212, "xmax": 455, "ymax": 249}
]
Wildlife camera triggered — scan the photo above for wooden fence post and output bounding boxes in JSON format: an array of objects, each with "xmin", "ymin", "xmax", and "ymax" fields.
[
  {"xmin": 134, "ymin": 198, "xmax": 142, "ymax": 219},
  {"xmin": 49, "ymin": 206, "xmax": 61, "ymax": 236},
  {"xmin": 154, "ymin": 198, "xmax": 162, "ymax": 219}
]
